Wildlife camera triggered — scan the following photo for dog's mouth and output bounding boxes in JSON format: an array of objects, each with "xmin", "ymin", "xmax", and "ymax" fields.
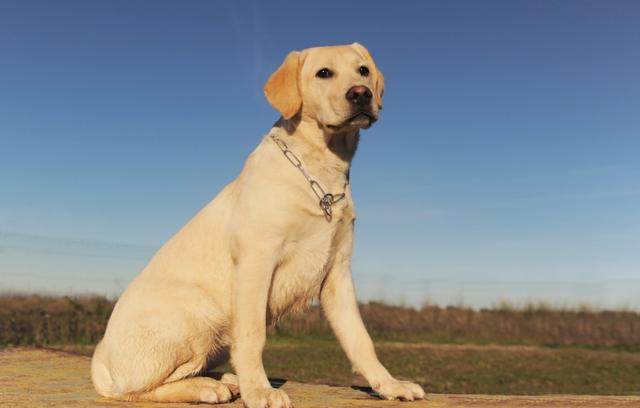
[{"xmin": 327, "ymin": 111, "xmax": 377, "ymax": 131}]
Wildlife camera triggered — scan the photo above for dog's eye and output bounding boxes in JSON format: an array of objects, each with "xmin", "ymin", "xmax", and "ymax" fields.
[
  {"xmin": 359, "ymin": 66, "xmax": 370, "ymax": 77},
  {"xmin": 316, "ymin": 68, "xmax": 333, "ymax": 79}
]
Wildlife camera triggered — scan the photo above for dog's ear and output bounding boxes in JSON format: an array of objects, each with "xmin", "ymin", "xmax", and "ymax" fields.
[
  {"xmin": 351, "ymin": 43, "xmax": 385, "ymax": 109},
  {"xmin": 264, "ymin": 51, "xmax": 303, "ymax": 120}
]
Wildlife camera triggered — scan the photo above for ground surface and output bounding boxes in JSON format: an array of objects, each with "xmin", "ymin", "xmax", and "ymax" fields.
[{"xmin": 1, "ymin": 348, "xmax": 639, "ymax": 408}]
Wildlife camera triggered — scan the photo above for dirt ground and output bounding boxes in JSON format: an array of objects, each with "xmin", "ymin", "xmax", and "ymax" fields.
[{"xmin": 1, "ymin": 348, "xmax": 639, "ymax": 408}]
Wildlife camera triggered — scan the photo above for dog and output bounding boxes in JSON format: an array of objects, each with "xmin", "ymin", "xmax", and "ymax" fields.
[{"xmin": 91, "ymin": 43, "xmax": 426, "ymax": 408}]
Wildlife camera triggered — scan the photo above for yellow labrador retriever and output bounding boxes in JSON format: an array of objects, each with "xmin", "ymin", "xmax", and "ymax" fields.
[{"xmin": 91, "ymin": 43, "xmax": 425, "ymax": 407}]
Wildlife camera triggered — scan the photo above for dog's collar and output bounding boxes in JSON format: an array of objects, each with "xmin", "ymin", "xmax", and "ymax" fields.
[{"xmin": 270, "ymin": 132, "xmax": 349, "ymax": 222}]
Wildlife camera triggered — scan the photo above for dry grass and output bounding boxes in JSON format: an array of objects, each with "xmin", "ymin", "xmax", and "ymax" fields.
[
  {"xmin": 1, "ymin": 294, "xmax": 639, "ymax": 350},
  {"xmin": 275, "ymin": 301, "xmax": 640, "ymax": 349},
  {"xmin": 0, "ymin": 294, "xmax": 111, "ymax": 346}
]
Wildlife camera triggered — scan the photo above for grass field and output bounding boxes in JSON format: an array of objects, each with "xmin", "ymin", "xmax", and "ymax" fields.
[{"xmin": 2, "ymin": 294, "xmax": 640, "ymax": 395}]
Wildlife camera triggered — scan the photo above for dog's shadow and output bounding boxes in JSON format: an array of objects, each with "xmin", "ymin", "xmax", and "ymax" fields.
[
  {"xmin": 207, "ymin": 371, "xmax": 287, "ymax": 389},
  {"xmin": 350, "ymin": 385, "xmax": 380, "ymax": 399},
  {"xmin": 207, "ymin": 371, "xmax": 381, "ymax": 401}
]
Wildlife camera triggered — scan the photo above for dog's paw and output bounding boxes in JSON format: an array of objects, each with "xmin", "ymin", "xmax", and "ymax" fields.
[
  {"xmin": 220, "ymin": 373, "xmax": 240, "ymax": 398},
  {"xmin": 374, "ymin": 379, "xmax": 426, "ymax": 401},
  {"xmin": 198, "ymin": 379, "xmax": 233, "ymax": 404},
  {"xmin": 242, "ymin": 387, "xmax": 292, "ymax": 408}
]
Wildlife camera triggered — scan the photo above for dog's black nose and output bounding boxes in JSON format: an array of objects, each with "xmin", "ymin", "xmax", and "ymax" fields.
[{"xmin": 346, "ymin": 85, "xmax": 372, "ymax": 106}]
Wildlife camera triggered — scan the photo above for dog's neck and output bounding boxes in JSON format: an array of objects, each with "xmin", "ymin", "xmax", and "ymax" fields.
[{"xmin": 273, "ymin": 116, "xmax": 358, "ymax": 187}]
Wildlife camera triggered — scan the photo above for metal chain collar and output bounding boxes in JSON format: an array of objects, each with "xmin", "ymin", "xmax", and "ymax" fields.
[{"xmin": 270, "ymin": 133, "xmax": 348, "ymax": 222}]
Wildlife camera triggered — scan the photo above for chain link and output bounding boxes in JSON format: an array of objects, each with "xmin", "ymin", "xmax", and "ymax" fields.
[{"xmin": 270, "ymin": 133, "xmax": 348, "ymax": 222}]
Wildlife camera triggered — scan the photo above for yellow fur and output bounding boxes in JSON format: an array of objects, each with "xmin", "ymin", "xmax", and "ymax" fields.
[{"xmin": 92, "ymin": 43, "xmax": 424, "ymax": 407}]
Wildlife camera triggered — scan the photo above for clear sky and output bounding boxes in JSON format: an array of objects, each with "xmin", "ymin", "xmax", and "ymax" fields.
[{"xmin": 1, "ymin": 0, "xmax": 639, "ymax": 309}]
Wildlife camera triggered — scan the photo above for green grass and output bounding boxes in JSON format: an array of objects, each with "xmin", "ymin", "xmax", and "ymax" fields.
[
  {"xmin": 48, "ymin": 336, "xmax": 640, "ymax": 395},
  {"xmin": 260, "ymin": 336, "xmax": 640, "ymax": 395}
]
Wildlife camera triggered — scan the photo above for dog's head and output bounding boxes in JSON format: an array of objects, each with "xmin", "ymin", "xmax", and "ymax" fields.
[{"xmin": 264, "ymin": 43, "xmax": 384, "ymax": 131}]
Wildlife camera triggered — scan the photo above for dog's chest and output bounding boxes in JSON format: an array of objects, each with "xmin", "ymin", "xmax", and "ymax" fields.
[{"xmin": 266, "ymin": 208, "xmax": 353, "ymax": 322}]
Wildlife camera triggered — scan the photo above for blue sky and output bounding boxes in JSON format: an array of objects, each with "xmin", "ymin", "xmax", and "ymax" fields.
[{"xmin": 1, "ymin": 0, "xmax": 639, "ymax": 308}]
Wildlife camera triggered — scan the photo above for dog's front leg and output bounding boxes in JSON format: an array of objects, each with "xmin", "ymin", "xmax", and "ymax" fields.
[
  {"xmin": 230, "ymin": 246, "xmax": 292, "ymax": 408},
  {"xmin": 320, "ymin": 228, "xmax": 426, "ymax": 401}
]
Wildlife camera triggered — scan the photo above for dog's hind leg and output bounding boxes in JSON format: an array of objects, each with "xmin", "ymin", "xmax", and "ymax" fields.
[{"xmin": 130, "ymin": 376, "xmax": 234, "ymax": 404}]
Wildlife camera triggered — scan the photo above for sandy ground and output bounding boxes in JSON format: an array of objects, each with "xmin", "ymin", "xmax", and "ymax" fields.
[{"xmin": 1, "ymin": 348, "xmax": 639, "ymax": 408}]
